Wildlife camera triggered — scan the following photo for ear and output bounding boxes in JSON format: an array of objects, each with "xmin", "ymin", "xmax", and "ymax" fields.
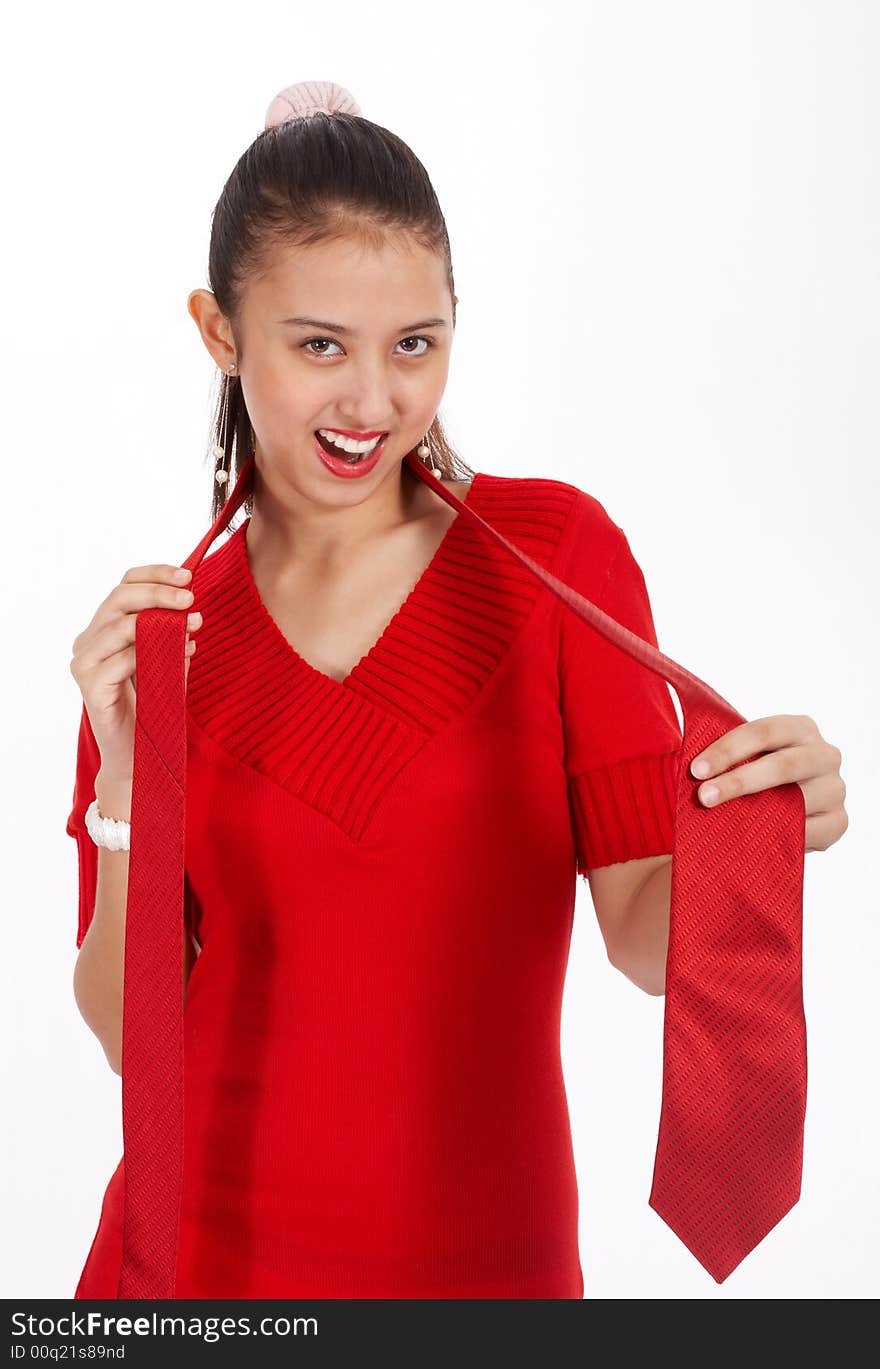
[{"xmin": 186, "ymin": 288, "xmax": 236, "ymax": 373}]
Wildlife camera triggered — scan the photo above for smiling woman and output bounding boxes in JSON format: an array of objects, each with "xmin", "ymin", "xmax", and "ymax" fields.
[{"xmin": 68, "ymin": 78, "xmax": 696, "ymax": 1304}]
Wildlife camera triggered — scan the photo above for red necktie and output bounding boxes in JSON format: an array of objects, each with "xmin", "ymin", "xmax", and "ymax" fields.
[
  {"xmin": 116, "ymin": 463, "xmax": 248, "ymax": 1298},
  {"xmin": 118, "ymin": 450, "xmax": 807, "ymax": 1297}
]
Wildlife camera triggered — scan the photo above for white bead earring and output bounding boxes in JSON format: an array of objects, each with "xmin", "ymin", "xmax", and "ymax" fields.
[
  {"xmin": 213, "ymin": 361, "xmax": 237, "ymax": 486},
  {"xmin": 417, "ymin": 430, "xmax": 442, "ymax": 479}
]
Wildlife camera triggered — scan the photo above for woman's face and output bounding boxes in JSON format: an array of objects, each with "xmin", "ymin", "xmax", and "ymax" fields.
[{"xmin": 214, "ymin": 234, "xmax": 453, "ymax": 507}]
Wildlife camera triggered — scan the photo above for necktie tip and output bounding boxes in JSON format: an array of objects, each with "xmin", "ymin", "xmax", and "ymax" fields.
[{"xmin": 648, "ymin": 1191, "xmax": 801, "ymax": 1284}]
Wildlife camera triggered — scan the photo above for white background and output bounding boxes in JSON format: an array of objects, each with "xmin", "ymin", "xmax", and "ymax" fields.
[{"xmin": 3, "ymin": 0, "xmax": 876, "ymax": 1300}]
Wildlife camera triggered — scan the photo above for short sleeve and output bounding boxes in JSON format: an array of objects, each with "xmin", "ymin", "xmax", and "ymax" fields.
[
  {"xmin": 557, "ymin": 494, "xmax": 682, "ymax": 874},
  {"xmin": 66, "ymin": 702, "xmax": 101, "ymax": 949}
]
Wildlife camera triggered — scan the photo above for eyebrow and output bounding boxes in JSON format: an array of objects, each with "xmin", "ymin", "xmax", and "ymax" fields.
[{"xmin": 278, "ymin": 316, "xmax": 448, "ymax": 335}]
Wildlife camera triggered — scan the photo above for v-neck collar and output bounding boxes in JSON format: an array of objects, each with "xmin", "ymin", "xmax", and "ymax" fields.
[
  {"xmin": 185, "ymin": 456, "xmax": 579, "ymax": 841},
  {"xmin": 233, "ymin": 471, "xmax": 485, "ymax": 693}
]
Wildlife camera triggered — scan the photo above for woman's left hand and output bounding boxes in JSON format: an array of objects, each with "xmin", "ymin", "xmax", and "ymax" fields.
[{"xmin": 689, "ymin": 714, "xmax": 848, "ymax": 853}]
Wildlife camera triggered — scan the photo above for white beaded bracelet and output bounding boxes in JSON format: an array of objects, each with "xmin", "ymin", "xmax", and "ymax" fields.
[{"xmin": 85, "ymin": 797, "xmax": 131, "ymax": 852}]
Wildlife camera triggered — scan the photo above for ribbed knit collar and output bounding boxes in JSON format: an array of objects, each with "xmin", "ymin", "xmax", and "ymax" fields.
[{"xmin": 184, "ymin": 470, "xmax": 578, "ymax": 841}]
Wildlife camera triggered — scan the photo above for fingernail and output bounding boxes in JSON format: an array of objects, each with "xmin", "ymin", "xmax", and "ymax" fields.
[
  {"xmin": 691, "ymin": 759, "xmax": 711, "ymax": 778},
  {"xmin": 700, "ymin": 784, "xmax": 720, "ymax": 805},
  {"xmin": 174, "ymin": 567, "xmax": 192, "ymax": 582}
]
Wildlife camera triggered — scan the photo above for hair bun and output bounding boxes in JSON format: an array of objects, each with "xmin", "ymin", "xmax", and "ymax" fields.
[{"xmin": 265, "ymin": 81, "xmax": 362, "ymax": 130}]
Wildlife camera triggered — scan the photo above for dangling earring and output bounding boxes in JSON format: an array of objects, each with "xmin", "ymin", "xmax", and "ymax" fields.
[
  {"xmin": 213, "ymin": 362, "xmax": 237, "ymax": 486},
  {"xmin": 417, "ymin": 430, "xmax": 442, "ymax": 479}
]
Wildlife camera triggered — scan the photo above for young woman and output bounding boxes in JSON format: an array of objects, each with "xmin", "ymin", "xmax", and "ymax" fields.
[{"xmin": 67, "ymin": 81, "xmax": 847, "ymax": 1299}]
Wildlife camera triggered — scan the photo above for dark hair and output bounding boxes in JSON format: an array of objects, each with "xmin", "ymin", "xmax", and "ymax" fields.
[{"xmin": 204, "ymin": 107, "xmax": 473, "ymax": 524}]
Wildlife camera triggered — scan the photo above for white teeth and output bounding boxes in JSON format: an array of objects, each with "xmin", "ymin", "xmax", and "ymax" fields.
[{"xmin": 318, "ymin": 429, "xmax": 383, "ymax": 455}]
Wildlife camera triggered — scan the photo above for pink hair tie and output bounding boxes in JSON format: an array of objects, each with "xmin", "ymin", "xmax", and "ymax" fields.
[{"xmin": 264, "ymin": 80, "xmax": 362, "ymax": 129}]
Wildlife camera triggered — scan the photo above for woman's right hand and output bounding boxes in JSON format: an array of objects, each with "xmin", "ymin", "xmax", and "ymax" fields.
[{"xmin": 69, "ymin": 564, "xmax": 203, "ymax": 778}]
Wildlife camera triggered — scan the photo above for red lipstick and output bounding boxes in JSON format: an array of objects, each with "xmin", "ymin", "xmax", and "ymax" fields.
[{"xmin": 313, "ymin": 431, "xmax": 388, "ymax": 480}]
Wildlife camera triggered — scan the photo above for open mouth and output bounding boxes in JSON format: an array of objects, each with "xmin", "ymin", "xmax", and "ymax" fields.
[{"xmin": 314, "ymin": 430, "xmax": 388, "ymax": 463}]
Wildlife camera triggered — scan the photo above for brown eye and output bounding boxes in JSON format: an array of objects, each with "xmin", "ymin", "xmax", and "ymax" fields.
[
  {"xmin": 397, "ymin": 337, "xmax": 434, "ymax": 356},
  {"xmin": 301, "ymin": 337, "xmax": 341, "ymax": 357}
]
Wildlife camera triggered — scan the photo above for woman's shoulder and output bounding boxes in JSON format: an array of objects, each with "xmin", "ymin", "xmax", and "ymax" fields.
[{"xmin": 476, "ymin": 468, "xmax": 624, "ymax": 568}]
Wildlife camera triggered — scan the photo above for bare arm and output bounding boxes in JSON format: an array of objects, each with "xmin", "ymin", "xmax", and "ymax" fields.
[
  {"xmin": 586, "ymin": 853, "xmax": 672, "ymax": 997},
  {"xmin": 72, "ymin": 769, "xmax": 197, "ymax": 1074}
]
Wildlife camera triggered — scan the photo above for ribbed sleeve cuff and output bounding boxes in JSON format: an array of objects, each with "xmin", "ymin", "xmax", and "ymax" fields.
[{"xmin": 567, "ymin": 749, "xmax": 680, "ymax": 874}]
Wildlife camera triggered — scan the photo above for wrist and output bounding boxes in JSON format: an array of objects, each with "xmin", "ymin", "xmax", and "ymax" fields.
[{"xmin": 94, "ymin": 769, "xmax": 133, "ymax": 822}]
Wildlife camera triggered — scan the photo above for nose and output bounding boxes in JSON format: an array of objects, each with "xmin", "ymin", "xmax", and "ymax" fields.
[{"xmin": 334, "ymin": 361, "xmax": 396, "ymax": 433}]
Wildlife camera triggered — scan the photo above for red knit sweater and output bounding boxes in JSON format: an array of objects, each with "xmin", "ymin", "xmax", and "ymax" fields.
[{"xmin": 67, "ymin": 469, "xmax": 682, "ymax": 1299}]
